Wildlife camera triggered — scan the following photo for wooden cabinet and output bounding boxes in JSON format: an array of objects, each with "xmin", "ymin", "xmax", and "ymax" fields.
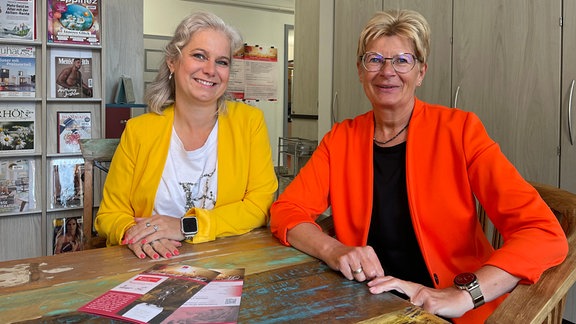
[
  {"xmin": 290, "ymin": 0, "xmax": 320, "ymax": 140},
  {"xmin": 452, "ymin": 0, "xmax": 561, "ymax": 186},
  {"xmin": 559, "ymin": 1, "xmax": 576, "ymax": 321},
  {"xmin": 561, "ymin": 0, "xmax": 576, "ymax": 193}
]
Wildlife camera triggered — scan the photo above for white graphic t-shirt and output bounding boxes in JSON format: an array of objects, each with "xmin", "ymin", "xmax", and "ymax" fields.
[{"xmin": 153, "ymin": 122, "xmax": 218, "ymax": 217}]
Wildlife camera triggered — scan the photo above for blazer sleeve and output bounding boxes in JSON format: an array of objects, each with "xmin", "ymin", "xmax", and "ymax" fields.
[
  {"xmin": 270, "ymin": 130, "xmax": 333, "ymax": 245},
  {"xmin": 465, "ymin": 113, "xmax": 568, "ymax": 283}
]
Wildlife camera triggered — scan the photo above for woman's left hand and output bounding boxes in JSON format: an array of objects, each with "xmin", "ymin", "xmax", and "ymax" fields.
[
  {"xmin": 122, "ymin": 215, "xmax": 185, "ymax": 259},
  {"xmin": 367, "ymin": 276, "xmax": 474, "ymax": 318},
  {"xmin": 123, "ymin": 215, "xmax": 184, "ymax": 243}
]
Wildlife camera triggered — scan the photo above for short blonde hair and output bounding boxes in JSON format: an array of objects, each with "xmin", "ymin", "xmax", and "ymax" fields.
[{"xmin": 357, "ymin": 9, "xmax": 430, "ymax": 65}]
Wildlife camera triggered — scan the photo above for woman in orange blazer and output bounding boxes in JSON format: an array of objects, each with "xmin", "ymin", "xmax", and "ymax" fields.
[{"xmin": 270, "ymin": 9, "xmax": 567, "ymax": 323}]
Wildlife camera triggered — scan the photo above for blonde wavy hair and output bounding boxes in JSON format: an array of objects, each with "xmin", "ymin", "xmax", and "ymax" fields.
[{"xmin": 144, "ymin": 11, "xmax": 243, "ymax": 115}]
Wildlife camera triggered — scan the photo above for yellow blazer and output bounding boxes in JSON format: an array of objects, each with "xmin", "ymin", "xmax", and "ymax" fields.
[{"xmin": 95, "ymin": 101, "xmax": 278, "ymax": 246}]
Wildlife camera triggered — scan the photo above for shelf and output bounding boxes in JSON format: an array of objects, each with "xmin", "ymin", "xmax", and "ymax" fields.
[{"xmin": 106, "ymin": 103, "xmax": 147, "ymax": 108}]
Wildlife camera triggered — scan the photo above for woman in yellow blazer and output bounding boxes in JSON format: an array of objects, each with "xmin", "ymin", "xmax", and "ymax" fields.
[{"xmin": 95, "ymin": 12, "xmax": 277, "ymax": 259}]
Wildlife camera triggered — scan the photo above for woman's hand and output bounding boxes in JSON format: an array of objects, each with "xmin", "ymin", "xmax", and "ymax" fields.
[
  {"xmin": 286, "ymin": 223, "xmax": 385, "ymax": 282},
  {"xmin": 127, "ymin": 238, "xmax": 183, "ymax": 259},
  {"xmin": 122, "ymin": 215, "xmax": 185, "ymax": 259},
  {"xmin": 367, "ymin": 276, "xmax": 473, "ymax": 318},
  {"xmin": 326, "ymin": 244, "xmax": 385, "ymax": 281}
]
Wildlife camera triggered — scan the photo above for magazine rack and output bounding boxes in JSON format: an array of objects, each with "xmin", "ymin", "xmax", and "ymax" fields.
[{"xmin": 79, "ymin": 139, "xmax": 119, "ymax": 249}]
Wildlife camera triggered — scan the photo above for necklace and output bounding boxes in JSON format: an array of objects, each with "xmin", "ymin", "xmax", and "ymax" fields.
[{"xmin": 373, "ymin": 123, "xmax": 409, "ymax": 146}]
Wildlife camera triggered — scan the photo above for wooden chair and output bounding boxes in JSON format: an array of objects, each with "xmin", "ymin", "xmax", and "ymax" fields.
[
  {"xmin": 79, "ymin": 138, "xmax": 120, "ymax": 249},
  {"xmin": 480, "ymin": 182, "xmax": 576, "ymax": 324}
]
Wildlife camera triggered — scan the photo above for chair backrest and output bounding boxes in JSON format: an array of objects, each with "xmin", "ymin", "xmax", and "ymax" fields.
[{"xmin": 483, "ymin": 182, "xmax": 576, "ymax": 324}]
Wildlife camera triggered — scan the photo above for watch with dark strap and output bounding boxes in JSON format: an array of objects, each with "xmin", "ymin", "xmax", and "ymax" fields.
[{"xmin": 454, "ymin": 272, "xmax": 485, "ymax": 309}]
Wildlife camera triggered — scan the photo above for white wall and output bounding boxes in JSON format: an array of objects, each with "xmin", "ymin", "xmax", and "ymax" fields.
[{"xmin": 143, "ymin": 0, "xmax": 295, "ymax": 164}]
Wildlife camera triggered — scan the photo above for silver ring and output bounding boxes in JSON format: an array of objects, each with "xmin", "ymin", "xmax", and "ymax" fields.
[
  {"xmin": 145, "ymin": 222, "xmax": 151, "ymax": 227},
  {"xmin": 153, "ymin": 224, "xmax": 159, "ymax": 232},
  {"xmin": 353, "ymin": 267, "xmax": 363, "ymax": 274}
]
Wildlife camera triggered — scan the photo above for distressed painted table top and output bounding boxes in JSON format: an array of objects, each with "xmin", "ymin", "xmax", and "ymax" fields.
[{"xmin": 0, "ymin": 228, "xmax": 447, "ymax": 323}]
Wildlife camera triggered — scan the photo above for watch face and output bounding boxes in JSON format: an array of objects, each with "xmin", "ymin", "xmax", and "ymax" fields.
[
  {"xmin": 182, "ymin": 217, "xmax": 198, "ymax": 234},
  {"xmin": 454, "ymin": 272, "xmax": 476, "ymax": 286}
]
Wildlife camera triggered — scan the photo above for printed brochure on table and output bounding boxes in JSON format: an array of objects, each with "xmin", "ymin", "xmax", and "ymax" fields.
[{"xmin": 78, "ymin": 264, "xmax": 245, "ymax": 324}]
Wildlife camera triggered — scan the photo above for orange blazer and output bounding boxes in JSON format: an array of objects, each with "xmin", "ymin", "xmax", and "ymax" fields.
[{"xmin": 270, "ymin": 98, "xmax": 568, "ymax": 323}]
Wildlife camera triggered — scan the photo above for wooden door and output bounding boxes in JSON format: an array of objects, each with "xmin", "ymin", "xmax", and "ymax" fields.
[{"xmin": 452, "ymin": 0, "xmax": 561, "ymax": 186}]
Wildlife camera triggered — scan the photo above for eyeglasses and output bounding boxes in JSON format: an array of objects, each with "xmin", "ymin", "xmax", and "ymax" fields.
[{"xmin": 360, "ymin": 52, "xmax": 418, "ymax": 74}]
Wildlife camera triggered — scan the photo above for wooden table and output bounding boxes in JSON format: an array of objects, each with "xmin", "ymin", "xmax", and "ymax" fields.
[{"xmin": 0, "ymin": 228, "xmax": 448, "ymax": 323}]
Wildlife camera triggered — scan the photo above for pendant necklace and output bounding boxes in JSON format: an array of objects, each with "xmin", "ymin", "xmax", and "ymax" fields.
[{"xmin": 373, "ymin": 122, "xmax": 409, "ymax": 146}]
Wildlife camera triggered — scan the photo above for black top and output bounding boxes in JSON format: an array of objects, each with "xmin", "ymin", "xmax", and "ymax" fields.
[{"xmin": 368, "ymin": 142, "xmax": 434, "ymax": 288}]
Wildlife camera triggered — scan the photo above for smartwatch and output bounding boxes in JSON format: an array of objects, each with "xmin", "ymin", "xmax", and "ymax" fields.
[
  {"xmin": 180, "ymin": 216, "xmax": 198, "ymax": 240},
  {"xmin": 454, "ymin": 272, "xmax": 485, "ymax": 309}
]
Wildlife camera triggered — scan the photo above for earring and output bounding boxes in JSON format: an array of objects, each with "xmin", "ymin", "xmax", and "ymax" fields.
[{"xmin": 169, "ymin": 72, "xmax": 173, "ymax": 80}]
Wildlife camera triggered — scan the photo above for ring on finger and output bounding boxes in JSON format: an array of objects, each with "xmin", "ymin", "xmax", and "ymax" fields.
[
  {"xmin": 353, "ymin": 267, "xmax": 363, "ymax": 274},
  {"xmin": 145, "ymin": 222, "xmax": 151, "ymax": 227},
  {"xmin": 153, "ymin": 224, "xmax": 159, "ymax": 232}
]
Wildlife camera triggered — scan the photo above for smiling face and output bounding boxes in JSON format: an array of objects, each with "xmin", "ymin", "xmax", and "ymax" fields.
[
  {"xmin": 168, "ymin": 28, "xmax": 231, "ymax": 108},
  {"xmin": 358, "ymin": 35, "xmax": 426, "ymax": 111}
]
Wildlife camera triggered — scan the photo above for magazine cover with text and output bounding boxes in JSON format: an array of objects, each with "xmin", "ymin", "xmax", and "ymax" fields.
[
  {"xmin": 57, "ymin": 111, "xmax": 91, "ymax": 153},
  {"xmin": 0, "ymin": 44, "xmax": 36, "ymax": 97},
  {"xmin": 0, "ymin": 103, "xmax": 35, "ymax": 152},
  {"xmin": 47, "ymin": 0, "xmax": 100, "ymax": 45},
  {"xmin": 0, "ymin": 158, "xmax": 35, "ymax": 214},
  {"xmin": 50, "ymin": 48, "xmax": 93, "ymax": 98},
  {"xmin": 0, "ymin": 0, "xmax": 35, "ymax": 40},
  {"xmin": 50, "ymin": 157, "xmax": 84, "ymax": 209}
]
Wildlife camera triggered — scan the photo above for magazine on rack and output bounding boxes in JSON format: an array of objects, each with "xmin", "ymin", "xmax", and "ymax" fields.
[
  {"xmin": 52, "ymin": 216, "xmax": 83, "ymax": 254},
  {"xmin": 47, "ymin": 0, "xmax": 100, "ymax": 45},
  {"xmin": 0, "ymin": 0, "xmax": 35, "ymax": 40},
  {"xmin": 50, "ymin": 48, "xmax": 92, "ymax": 98},
  {"xmin": 0, "ymin": 158, "xmax": 35, "ymax": 214},
  {"xmin": 57, "ymin": 111, "xmax": 91, "ymax": 153},
  {"xmin": 0, "ymin": 44, "xmax": 35, "ymax": 97},
  {"xmin": 0, "ymin": 103, "xmax": 35, "ymax": 152},
  {"xmin": 78, "ymin": 264, "xmax": 245, "ymax": 324},
  {"xmin": 50, "ymin": 157, "xmax": 84, "ymax": 209}
]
